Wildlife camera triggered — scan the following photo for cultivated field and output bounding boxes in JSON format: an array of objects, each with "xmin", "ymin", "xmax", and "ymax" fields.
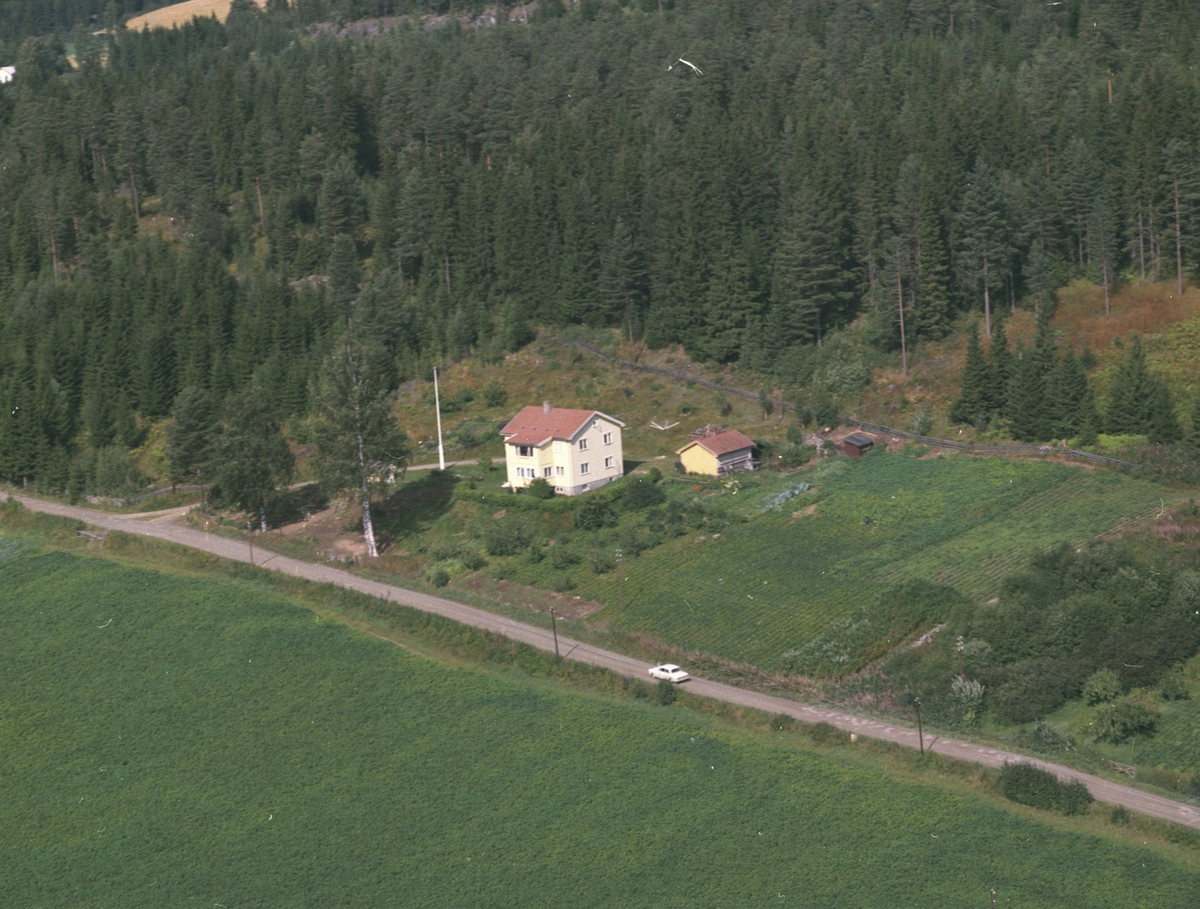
[
  {"xmin": 3, "ymin": 538, "xmax": 1197, "ymax": 907},
  {"xmin": 477, "ymin": 451, "xmax": 1188, "ymax": 670},
  {"xmin": 124, "ymin": 0, "xmax": 266, "ymax": 32}
]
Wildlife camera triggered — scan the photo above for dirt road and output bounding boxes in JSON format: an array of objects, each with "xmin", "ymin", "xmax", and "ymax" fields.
[{"xmin": 5, "ymin": 490, "xmax": 1199, "ymax": 831}]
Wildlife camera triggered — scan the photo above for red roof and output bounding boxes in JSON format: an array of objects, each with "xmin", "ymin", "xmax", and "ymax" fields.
[
  {"xmin": 678, "ymin": 429, "xmax": 755, "ymax": 457},
  {"xmin": 500, "ymin": 406, "xmax": 623, "ymax": 447}
]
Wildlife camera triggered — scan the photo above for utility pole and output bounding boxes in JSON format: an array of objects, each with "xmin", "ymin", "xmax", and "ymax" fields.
[
  {"xmin": 990, "ymin": 888, "xmax": 996, "ymax": 909},
  {"xmin": 914, "ymin": 697, "xmax": 924, "ymax": 755},
  {"xmin": 433, "ymin": 366, "xmax": 446, "ymax": 471},
  {"xmin": 549, "ymin": 607, "xmax": 559, "ymax": 660}
]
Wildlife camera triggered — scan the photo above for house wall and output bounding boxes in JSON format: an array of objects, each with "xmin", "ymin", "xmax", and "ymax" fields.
[
  {"xmin": 716, "ymin": 450, "xmax": 755, "ymax": 474},
  {"xmin": 504, "ymin": 415, "xmax": 624, "ymax": 496},
  {"xmin": 679, "ymin": 445, "xmax": 719, "ymax": 476}
]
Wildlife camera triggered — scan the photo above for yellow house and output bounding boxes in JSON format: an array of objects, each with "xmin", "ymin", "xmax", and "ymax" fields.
[
  {"xmin": 500, "ymin": 402, "xmax": 625, "ymax": 496},
  {"xmin": 676, "ymin": 429, "xmax": 756, "ymax": 476}
]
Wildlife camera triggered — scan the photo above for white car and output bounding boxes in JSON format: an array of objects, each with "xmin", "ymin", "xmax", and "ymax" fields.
[{"xmin": 648, "ymin": 663, "xmax": 690, "ymax": 683}]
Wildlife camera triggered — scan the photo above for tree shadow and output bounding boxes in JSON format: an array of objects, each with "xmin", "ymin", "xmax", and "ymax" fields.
[
  {"xmin": 269, "ymin": 483, "xmax": 330, "ymax": 527},
  {"xmin": 376, "ymin": 471, "xmax": 461, "ymax": 545}
]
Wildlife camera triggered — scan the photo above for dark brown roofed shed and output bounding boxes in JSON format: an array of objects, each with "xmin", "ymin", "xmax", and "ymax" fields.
[{"xmin": 842, "ymin": 432, "xmax": 875, "ymax": 457}]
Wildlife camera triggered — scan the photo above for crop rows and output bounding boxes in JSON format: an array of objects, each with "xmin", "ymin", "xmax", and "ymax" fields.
[
  {"xmin": 568, "ymin": 455, "xmax": 1188, "ymax": 670},
  {"xmin": 2, "ymin": 540, "xmax": 1198, "ymax": 907}
]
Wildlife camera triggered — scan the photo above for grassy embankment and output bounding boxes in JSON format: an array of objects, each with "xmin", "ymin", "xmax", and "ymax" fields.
[{"xmin": 1, "ymin": 516, "xmax": 1198, "ymax": 907}]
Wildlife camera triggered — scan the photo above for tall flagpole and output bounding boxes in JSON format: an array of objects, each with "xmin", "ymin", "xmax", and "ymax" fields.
[{"xmin": 434, "ymin": 366, "xmax": 446, "ymax": 471}]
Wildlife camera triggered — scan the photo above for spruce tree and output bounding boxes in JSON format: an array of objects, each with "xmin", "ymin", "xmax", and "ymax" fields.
[
  {"xmin": 949, "ymin": 323, "xmax": 990, "ymax": 427},
  {"xmin": 1148, "ymin": 381, "xmax": 1182, "ymax": 445},
  {"xmin": 958, "ymin": 162, "xmax": 1012, "ymax": 338},
  {"xmin": 1183, "ymin": 389, "xmax": 1200, "ymax": 453},
  {"xmin": 166, "ymin": 386, "xmax": 214, "ymax": 499},
  {"xmin": 1106, "ymin": 336, "xmax": 1156, "ymax": 435},
  {"xmin": 986, "ymin": 321, "xmax": 1014, "ymax": 418},
  {"xmin": 914, "ymin": 197, "xmax": 953, "ymax": 340},
  {"xmin": 1048, "ymin": 348, "xmax": 1092, "ymax": 439}
]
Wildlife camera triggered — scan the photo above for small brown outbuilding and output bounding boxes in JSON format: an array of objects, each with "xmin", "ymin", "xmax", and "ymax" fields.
[{"xmin": 842, "ymin": 432, "xmax": 875, "ymax": 457}]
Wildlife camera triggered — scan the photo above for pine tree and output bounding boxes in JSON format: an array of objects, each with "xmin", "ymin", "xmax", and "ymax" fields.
[
  {"xmin": 327, "ymin": 234, "xmax": 361, "ymax": 323},
  {"xmin": 949, "ymin": 323, "xmax": 990, "ymax": 427}
]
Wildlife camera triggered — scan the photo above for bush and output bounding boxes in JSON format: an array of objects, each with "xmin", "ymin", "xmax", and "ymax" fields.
[
  {"xmin": 910, "ymin": 404, "xmax": 932, "ymax": 436},
  {"xmin": 1110, "ymin": 805, "xmax": 1130, "ymax": 826},
  {"xmin": 1093, "ymin": 696, "xmax": 1160, "ymax": 742},
  {"xmin": 1000, "ymin": 762, "xmax": 1093, "ymax": 815},
  {"xmin": 460, "ymin": 550, "xmax": 487, "ymax": 571},
  {"xmin": 1083, "ymin": 668, "xmax": 1123, "ymax": 705},
  {"xmin": 656, "ymin": 679, "xmax": 677, "ymax": 705},
  {"xmin": 808, "ymin": 722, "xmax": 848, "ymax": 745},
  {"xmin": 1031, "ymin": 721, "xmax": 1073, "ymax": 753},
  {"xmin": 526, "ymin": 478, "xmax": 555, "ymax": 499},
  {"xmin": 619, "ymin": 477, "xmax": 666, "ymax": 512},
  {"xmin": 575, "ymin": 495, "xmax": 618, "ymax": 530},
  {"xmin": 989, "ymin": 657, "xmax": 1087, "ymax": 724},
  {"xmin": 483, "ymin": 381, "xmax": 508, "ymax": 407},
  {"xmin": 429, "ymin": 568, "xmax": 451, "ymax": 588},
  {"xmin": 484, "ymin": 525, "xmax": 530, "ymax": 556},
  {"xmin": 1160, "ymin": 666, "xmax": 1190, "ymax": 702}
]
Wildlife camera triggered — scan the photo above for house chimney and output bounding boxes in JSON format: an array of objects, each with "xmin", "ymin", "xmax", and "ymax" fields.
[{"xmin": 543, "ymin": 401, "xmax": 552, "ymax": 414}]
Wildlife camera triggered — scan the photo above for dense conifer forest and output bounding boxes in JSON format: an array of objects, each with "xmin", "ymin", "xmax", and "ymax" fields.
[{"xmin": 1, "ymin": 0, "xmax": 1199, "ymax": 493}]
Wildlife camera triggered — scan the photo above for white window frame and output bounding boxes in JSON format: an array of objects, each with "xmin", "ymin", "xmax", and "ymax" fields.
[
  {"xmin": 604, "ymin": 456, "xmax": 615, "ymax": 469},
  {"xmin": 578, "ymin": 438, "xmax": 589, "ymax": 451},
  {"xmin": 603, "ymin": 432, "xmax": 612, "ymax": 445},
  {"xmin": 556, "ymin": 465, "xmax": 565, "ymax": 476},
  {"xmin": 543, "ymin": 466, "xmax": 552, "ymax": 478},
  {"xmin": 517, "ymin": 445, "xmax": 533, "ymax": 458},
  {"xmin": 580, "ymin": 462, "xmax": 590, "ymax": 475}
]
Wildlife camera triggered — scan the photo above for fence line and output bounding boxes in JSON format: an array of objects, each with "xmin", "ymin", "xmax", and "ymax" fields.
[{"xmin": 552, "ymin": 337, "xmax": 1140, "ymax": 471}]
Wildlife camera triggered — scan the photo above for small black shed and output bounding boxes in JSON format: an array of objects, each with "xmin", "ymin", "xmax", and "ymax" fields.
[{"xmin": 842, "ymin": 432, "xmax": 875, "ymax": 457}]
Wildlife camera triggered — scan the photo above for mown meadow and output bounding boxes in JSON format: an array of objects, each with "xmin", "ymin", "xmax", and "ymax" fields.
[{"xmin": 2, "ymin": 536, "xmax": 1198, "ymax": 907}]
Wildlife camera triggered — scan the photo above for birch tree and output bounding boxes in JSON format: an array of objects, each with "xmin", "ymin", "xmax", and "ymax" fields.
[{"xmin": 311, "ymin": 336, "xmax": 409, "ymax": 560}]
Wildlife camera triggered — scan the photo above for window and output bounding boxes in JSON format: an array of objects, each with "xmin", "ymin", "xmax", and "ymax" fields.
[
  {"xmin": 517, "ymin": 445, "xmax": 533, "ymax": 458},
  {"xmin": 580, "ymin": 462, "xmax": 590, "ymax": 475},
  {"xmin": 556, "ymin": 466, "xmax": 565, "ymax": 476},
  {"xmin": 543, "ymin": 466, "xmax": 552, "ymax": 478},
  {"xmin": 578, "ymin": 438, "xmax": 588, "ymax": 451},
  {"xmin": 604, "ymin": 456, "xmax": 615, "ymax": 469},
  {"xmin": 603, "ymin": 432, "xmax": 612, "ymax": 445}
]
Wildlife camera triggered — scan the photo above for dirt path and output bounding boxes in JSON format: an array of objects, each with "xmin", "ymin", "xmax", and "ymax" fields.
[{"xmin": 6, "ymin": 489, "xmax": 1199, "ymax": 831}]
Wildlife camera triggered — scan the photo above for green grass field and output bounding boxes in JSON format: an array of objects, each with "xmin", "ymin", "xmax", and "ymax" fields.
[
  {"xmin": 544, "ymin": 452, "xmax": 1186, "ymax": 670},
  {"xmin": 2, "ymin": 537, "xmax": 1199, "ymax": 907}
]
